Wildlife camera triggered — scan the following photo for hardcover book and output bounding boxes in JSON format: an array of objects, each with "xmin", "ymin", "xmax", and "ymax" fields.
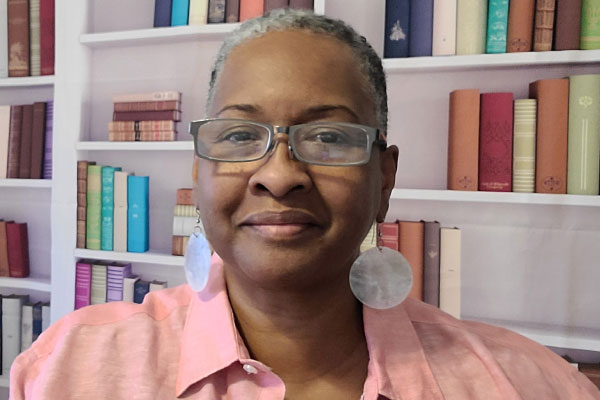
[
  {"xmin": 398, "ymin": 220, "xmax": 424, "ymax": 301},
  {"xmin": 133, "ymin": 279, "xmax": 150, "ymax": 304},
  {"xmin": 7, "ymin": 0, "xmax": 30, "ymax": 77},
  {"xmin": 112, "ymin": 110, "xmax": 181, "ymax": 122},
  {"xmin": 377, "ymin": 222, "xmax": 399, "ymax": 250},
  {"xmin": 264, "ymin": 0, "xmax": 287, "ymax": 12},
  {"xmin": 32, "ymin": 301, "xmax": 42, "ymax": 341},
  {"xmin": 41, "ymin": 302, "xmax": 50, "ymax": 331},
  {"xmin": 77, "ymin": 160, "xmax": 95, "ymax": 248},
  {"xmin": 29, "ymin": 0, "xmax": 40, "ymax": 76},
  {"xmin": 513, "ymin": 99, "xmax": 537, "ymax": 193},
  {"xmin": 554, "ymin": 0, "xmax": 582, "ymax": 50},
  {"xmin": 112, "ymin": 91, "xmax": 181, "ymax": 103},
  {"xmin": 171, "ymin": 0, "xmax": 190, "ymax": 26},
  {"xmin": 114, "ymin": 170, "xmax": 131, "ymax": 253},
  {"xmin": 0, "ymin": 105, "xmax": 11, "ymax": 178},
  {"xmin": 101, "ymin": 166, "xmax": 122, "ymax": 251},
  {"xmin": 384, "ymin": 0, "xmax": 410, "ymax": 58},
  {"xmin": 288, "ymin": 0, "xmax": 312, "ymax": 8},
  {"xmin": 409, "ymin": 0, "xmax": 433, "ymax": 57},
  {"xmin": 75, "ymin": 260, "xmax": 92, "ymax": 309},
  {"xmin": 225, "ymin": 0, "xmax": 240, "ymax": 21},
  {"xmin": 174, "ymin": 204, "xmax": 196, "ymax": 216},
  {"xmin": 432, "ymin": 0, "xmax": 457, "ymax": 56},
  {"xmin": 20, "ymin": 302, "xmax": 33, "ymax": 351},
  {"xmin": 109, "ymin": 120, "xmax": 176, "ymax": 131},
  {"xmin": 172, "ymin": 235, "xmax": 189, "ymax": 256},
  {"xmin": 123, "ymin": 276, "xmax": 139, "ymax": 302},
  {"xmin": 113, "ymin": 100, "xmax": 180, "ymax": 112},
  {"xmin": 29, "ymin": 102, "xmax": 46, "ymax": 179},
  {"xmin": 128, "ymin": 175, "xmax": 150, "ymax": 253},
  {"xmin": 150, "ymin": 280, "xmax": 167, "ymax": 291},
  {"xmin": 507, "ymin": 0, "xmax": 536, "ymax": 52},
  {"xmin": 2, "ymin": 294, "xmax": 28, "ymax": 375},
  {"xmin": 86, "ymin": 164, "xmax": 103, "ymax": 250},
  {"xmin": 90, "ymin": 262, "xmax": 108, "ymax": 304},
  {"xmin": 106, "ymin": 262, "xmax": 132, "ymax": 302},
  {"xmin": 7, "ymin": 105, "xmax": 23, "ymax": 179},
  {"xmin": 0, "ymin": 220, "xmax": 11, "ymax": 276},
  {"xmin": 456, "ymin": 0, "xmax": 487, "ymax": 55},
  {"xmin": 0, "ymin": 0, "xmax": 8, "ymax": 77},
  {"xmin": 533, "ymin": 0, "xmax": 556, "ymax": 51},
  {"xmin": 177, "ymin": 188, "xmax": 194, "ymax": 205},
  {"xmin": 18, "ymin": 104, "xmax": 33, "ymax": 179},
  {"xmin": 486, "ymin": 0, "xmax": 509, "ymax": 53},
  {"xmin": 42, "ymin": 100, "xmax": 53, "ymax": 179},
  {"xmin": 6, "ymin": 222, "xmax": 30, "ymax": 277},
  {"xmin": 440, "ymin": 227, "xmax": 461, "ymax": 319},
  {"xmin": 190, "ymin": 0, "xmax": 209, "ymax": 24},
  {"xmin": 422, "ymin": 221, "xmax": 441, "ymax": 307},
  {"xmin": 154, "ymin": 0, "xmax": 173, "ymax": 27},
  {"xmin": 39, "ymin": 0, "xmax": 54, "ymax": 75},
  {"xmin": 581, "ymin": 0, "xmax": 600, "ymax": 49},
  {"xmin": 240, "ymin": 0, "xmax": 263, "ymax": 21}
]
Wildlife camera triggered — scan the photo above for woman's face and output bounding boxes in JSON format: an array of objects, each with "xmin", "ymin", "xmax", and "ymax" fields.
[{"xmin": 194, "ymin": 30, "xmax": 397, "ymax": 291}]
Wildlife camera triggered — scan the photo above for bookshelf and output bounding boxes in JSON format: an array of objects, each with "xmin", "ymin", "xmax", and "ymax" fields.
[
  {"xmin": 0, "ymin": 75, "xmax": 54, "ymax": 88},
  {"xmin": 0, "ymin": 277, "xmax": 51, "ymax": 292},
  {"xmin": 0, "ymin": 179, "xmax": 52, "ymax": 188}
]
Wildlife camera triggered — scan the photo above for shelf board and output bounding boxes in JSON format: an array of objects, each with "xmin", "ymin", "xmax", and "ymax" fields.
[
  {"xmin": 0, "ymin": 179, "xmax": 52, "ymax": 188},
  {"xmin": 391, "ymin": 188, "xmax": 600, "ymax": 207},
  {"xmin": 383, "ymin": 49, "xmax": 600, "ymax": 72},
  {"xmin": 76, "ymin": 141, "xmax": 194, "ymax": 151},
  {"xmin": 74, "ymin": 249, "xmax": 184, "ymax": 266},
  {"xmin": 0, "ymin": 75, "xmax": 54, "ymax": 87},
  {"xmin": 80, "ymin": 24, "xmax": 240, "ymax": 48},
  {"xmin": 0, "ymin": 276, "xmax": 51, "ymax": 292}
]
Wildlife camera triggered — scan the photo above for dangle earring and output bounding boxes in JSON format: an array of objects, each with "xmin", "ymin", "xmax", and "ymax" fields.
[
  {"xmin": 349, "ymin": 222, "xmax": 413, "ymax": 309},
  {"xmin": 183, "ymin": 208, "xmax": 212, "ymax": 292}
]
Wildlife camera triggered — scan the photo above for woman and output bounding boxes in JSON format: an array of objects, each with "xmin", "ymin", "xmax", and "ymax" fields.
[{"xmin": 11, "ymin": 9, "xmax": 600, "ymax": 400}]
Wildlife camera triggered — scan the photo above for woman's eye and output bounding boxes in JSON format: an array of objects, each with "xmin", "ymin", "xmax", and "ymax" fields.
[
  {"xmin": 220, "ymin": 131, "xmax": 259, "ymax": 143},
  {"xmin": 312, "ymin": 131, "xmax": 348, "ymax": 144}
]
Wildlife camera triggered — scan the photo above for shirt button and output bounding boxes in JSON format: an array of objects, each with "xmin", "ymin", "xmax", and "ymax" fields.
[{"xmin": 243, "ymin": 364, "xmax": 258, "ymax": 374}]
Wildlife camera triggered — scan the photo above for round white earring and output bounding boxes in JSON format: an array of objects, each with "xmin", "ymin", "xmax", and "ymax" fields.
[{"xmin": 183, "ymin": 209, "xmax": 212, "ymax": 292}]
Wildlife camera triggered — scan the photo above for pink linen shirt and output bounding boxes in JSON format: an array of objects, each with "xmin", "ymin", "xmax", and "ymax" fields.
[{"xmin": 10, "ymin": 255, "xmax": 600, "ymax": 399}]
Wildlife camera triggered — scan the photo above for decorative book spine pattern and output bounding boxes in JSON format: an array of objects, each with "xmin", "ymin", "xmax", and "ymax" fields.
[
  {"xmin": 112, "ymin": 91, "xmax": 181, "ymax": 103},
  {"xmin": 486, "ymin": 0, "xmax": 509, "ymax": 53},
  {"xmin": 440, "ymin": 227, "xmax": 461, "ymax": 319},
  {"xmin": 171, "ymin": 0, "xmax": 190, "ymax": 26},
  {"xmin": 447, "ymin": 89, "xmax": 480, "ymax": 191},
  {"xmin": 77, "ymin": 161, "xmax": 94, "ymax": 248},
  {"xmin": 264, "ymin": 0, "xmax": 288, "ymax": 12},
  {"xmin": 29, "ymin": 102, "xmax": 46, "ymax": 179},
  {"xmin": 90, "ymin": 262, "xmax": 107, "ymax": 304},
  {"xmin": 113, "ymin": 101, "xmax": 179, "ymax": 112},
  {"xmin": 86, "ymin": 165, "xmax": 102, "ymax": 250},
  {"xmin": 225, "ymin": 0, "xmax": 240, "ymax": 21},
  {"xmin": 580, "ymin": 0, "xmax": 600, "ymax": 49},
  {"xmin": 533, "ymin": 0, "xmax": 556, "ymax": 51},
  {"xmin": 113, "ymin": 110, "xmax": 181, "ymax": 122},
  {"xmin": 172, "ymin": 188, "xmax": 195, "ymax": 256},
  {"xmin": 42, "ymin": 101, "xmax": 53, "ymax": 179},
  {"xmin": 507, "ymin": 0, "xmax": 536, "ymax": 52},
  {"xmin": 567, "ymin": 74, "xmax": 600, "ymax": 195},
  {"xmin": 422, "ymin": 221, "xmax": 441, "ymax": 307},
  {"xmin": 107, "ymin": 263, "xmax": 132, "ymax": 302},
  {"xmin": 0, "ymin": 0, "xmax": 8, "ymax": 77},
  {"xmin": 0, "ymin": 105, "xmax": 11, "ymax": 178},
  {"xmin": 7, "ymin": 0, "xmax": 29, "ymax": 77},
  {"xmin": 113, "ymin": 171, "xmax": 130, "ymax": 253},
  {"xmin": 154, "ymin": 0, "xmax": 173, "ymax": 27},
  {"xmin": 39, "ymin": 0, "xmax": 54, "ymax": 75},
  {"xmin": 432, "ymin": 0, "xmax": 457, "ymax": 56},
  {"xmin": 409, "ymin": 0, "xmax": 433, "ymax": 57},
  {"xmin": 384, "ymin": 0, "xmax": 410, "ymax": 58},
  {"xmin": 478, "ymin": 92, "xmax": 514, "ymax": 192},
  {"xmin": 456, "ymin": 0, "xmax": 487, "ymax": 55},
  {"xmin": 6, "ymin": 222, "xmax": 29, "ymax": 277},
  {"xmin": 75, "ymin": 261, "xmax": 91, "ymax": 309},
  {"xmin": 288, "ymin": 0, "xmax": 313, "ymax": 8},
  {"xmin": 189, "ymin": 0, "xmax": 209, "ymax": 24},
  {"xmin": 29, "ymin": 0, "xmax": 40, "ymax": 76},
  {"xmin": 7, "ymin": 105, "xmax": 23, "ymax": 178},
  {"xmin": 101, "ymin": 166, "xmax": 121, "ymax": 251},
  {"xmin": 18, "ymin": 104, "xmax": 32, "ymax": 179},
  {"xmin": 398, "ymin": 220, "xmax": 424, "ymax": 301},
  {"xmin": 554, "ymin": 0, "xmax": 582, "ymax": 50},
  {"xmin": 127, "ymin": 175, "xmax": 150, "ymax": 253},
  {"xmin": 240, "ymin": 0, "xmax": 263, "ymax": 21},
  {"xmin": 512, "ymin": 99, "xmax": 537, "ymax": 193}
]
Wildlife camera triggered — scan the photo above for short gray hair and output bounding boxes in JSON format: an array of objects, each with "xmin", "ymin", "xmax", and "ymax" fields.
[{"xmin": 206, "ymin": 8, "xmax": 388, "ymax": 131}]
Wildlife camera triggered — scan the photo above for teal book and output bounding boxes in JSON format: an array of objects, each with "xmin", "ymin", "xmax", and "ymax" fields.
[
  {"xmin": 101, "ymin": 166, "xmax": 122, "ymax": 251},
  {"xmin": 486, "ymin": 0, "xmax": 509, "ymax": 53},
  {"xmin": 171, "ymin": 0, "xmax": 190, "ymax": 26},
  {"xmin": 86, "ymin": 165, "xmax": 102, "ymax": 250},
  {"xmin": 127, "ymin": 175, "xmax": 150, "ymax": 253}
]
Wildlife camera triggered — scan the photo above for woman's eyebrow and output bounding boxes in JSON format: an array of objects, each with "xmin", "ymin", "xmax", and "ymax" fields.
[
  {"xmin": 301, "ymin": 105, "xmax": 360, "ymax": 121},
  {"xmin": 216, "ymin": 104, "xmax": 262, "ymax": 116}
]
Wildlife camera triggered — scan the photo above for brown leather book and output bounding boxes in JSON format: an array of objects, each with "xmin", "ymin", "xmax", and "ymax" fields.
[
  {"xmin": 76, "ymin": 220, "xmax": 86, "ymax": 249},
  {"xmin": 0, "ymin": 220, "xmax": 12, "ymax": 277},
  {"xmin": 529, "ymin": 79, "xmax": 569, "ymax": 193},
  {"xmin": 18, "ymin": 104, "xmax": 33, "ymax": 179},
  {"xmin": 77, "ymin": 206, "xmax": 86, "ymax": 221},
  {"xmin": 113, "ymin": 100, "xmax": 180, "ymax": 112},
  {"xmin": 507, "ymin": 0, "xmax": 536, "ymax": 52},
  {"xmin": 447, "ymin": 89, "xmax": 480, "ymax": 191},
  {"xmin": 554, "ymin": 0, "xmax": 582, "ymax": 50},
  {"xmin": 533, "ymin": 0, "xmax": 556, "ymax": 51},
  {"xmin": 264, "ymin": 0, "xmax": 288, "ymax": 12},
  {"xmin": 7, "ymin": 0, "xmax": 30, "ymax": 77},
  {"xmin": 398, "ymin": 220, "xmax": 424, "ymax": 301},
  {"xmin": 225, "ymin": 0, "xmax": 240, "ymax": 22},
  {"xmin": 29, "ymin": 102, "xmax": 46, "ymax": 179},
  {"xmin": 6, "ymin": 222, "xmax": 30, "ymax": 278},
  {"xmin": 112, "ymin": 110, "xmax": 181, "ymax": 122},
  {"xmin": 422, "ymin": 221, "xmax": 441, "ymax": 307},
  {"xmin": 76, "ymin": 160, "xmax": 94, "ymax": 249},
  {"xmin": 7, "ymin": 105, "xmax": 23, "ymax": 178},
  {"xmin": 177, "ymin": 188, "xmax": 194, "ymax": 206}
]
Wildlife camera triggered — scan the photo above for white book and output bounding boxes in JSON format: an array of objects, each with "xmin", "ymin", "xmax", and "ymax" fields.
[
  {"xmin": 91, "ymin": 263, "xmax": 107, "ymax": 304},
  {"xmin": 41, "ymin": 302, "xmax": 50, "ymax": 332},
  {"xmin": 29, "ymin": 0, "xmax": 41, "ymax": 76},
  {"xmin": 440, "ymin": 227, "xmax": 461, "ymax": 319},
  {"xmin": 114, "ymin": 171, "xmax": 130, "ymax": 252},
  {"xmin": 189, "ymin": 0, "xmax": 208, "ymax": 25},
  {"xmin": 432, "ymin": 0, "xmax": 457, "ymax": 56},
  {"xmin": 123, "ymin": 276, "xmax": 139, "ymax": 303},
  {"xmin": 112, "ymin": 91, "xmax": 181, "ymax": 103},
  {"xmin": 20, "ymin": 302, "xmax": 34, "ymax": 351},
  {"xmin": 0, "ymin": 0, "xmax": 7, "ymax": 78},
  {"xmin": 456, "ymin": 0, "xmax": 487, "ymax": 55},
  {"xmin": 172, "ymin": 216, "xmax": 197, "ymax": 236},
  {"xmin": 0, "ymin": 105, "xmax": 11, "ymax": 178},
  {"xmin": 2, "ymin": 294, "xmax": 29, "ymax": 375},
  {"xmin": 149, "ymin": 280, "xmax": 167, "ymax": 292},
  {"xmin": 174, "ymin": 204, "xmax": 196, "ymax": 217}
]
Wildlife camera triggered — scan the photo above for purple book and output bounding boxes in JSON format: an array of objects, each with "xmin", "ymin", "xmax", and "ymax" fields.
[
  {"xmin": 75, "ymin": 260, "xmax": 92, "ymax": 309},
  {"xmin": 42, "ymin": 101, "xmax": 53, "ymax": 179},
  {"xmin": 106, "ymin": 262, "xmax": 132, "ymax": 302}
]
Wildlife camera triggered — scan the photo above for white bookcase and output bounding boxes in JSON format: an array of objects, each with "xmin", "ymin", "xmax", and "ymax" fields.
[{"xmin": 1, "ymin": 0, "xmax": 599, "ymax": 393}]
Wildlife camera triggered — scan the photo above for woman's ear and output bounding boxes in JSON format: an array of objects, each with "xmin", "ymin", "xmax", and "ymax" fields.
[{"xmin": 376, "ymin": 145, "xmax": 398, "ymax": 223}]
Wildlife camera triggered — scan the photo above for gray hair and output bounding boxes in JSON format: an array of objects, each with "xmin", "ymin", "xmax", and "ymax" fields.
[{"xmin": 206, "ymin": 8, "xmax": 388, "ymax": 131}]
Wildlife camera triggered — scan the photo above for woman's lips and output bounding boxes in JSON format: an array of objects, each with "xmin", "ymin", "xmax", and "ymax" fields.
[{"xmin": 240, "ymin": 210, "xmax": 320, "ymax": 239}]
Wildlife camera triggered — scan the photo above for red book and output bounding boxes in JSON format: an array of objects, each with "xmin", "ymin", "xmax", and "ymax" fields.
[
  {"xmin": 112, "ymin": 110, "xmax": 181, "ymax": 122},
  {"xmin": 0, "ymin": 220, "xmax": 12, "ymax": 277},
  {"xmin": 29, "ymin": 102, "xmax": 46, "ymax": 179},
  {"xmin": 6, "ymin": 222, "xmax": 30, "ymax": 278},
  {"xmin": 7, "ymin": 105, "xmax": 23, "ymax": 179},
  {"xmin": 239, "ymin": 0, "xmax": 263, "ymax": 21},
  {"xmin": 18, "ymin": 104, "xmax": 33, "ymax": 179},
  {"xmin": 377, "ymin": 222, "xmax": 399, "ymax": 250},
  {"xmin": 478, "ymin": 92, "xmax": 514, "ymax": 192},
  {"xmin": 40, "ymin": 0, "xmax": 54, "ymax": 75},
  {"xmin": 7, "ymin": 0, "xmax": 30, "ymax": 77}
]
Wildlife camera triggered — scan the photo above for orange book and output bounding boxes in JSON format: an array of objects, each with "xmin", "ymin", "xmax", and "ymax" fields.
[
  {"xmin": 529, "ymin": 79, "xmax": 569, "ymax": 193},
  {"xmin": 507, "ymin": 0, "xmax": 536, "ymax": 52},
  {"xmin": 398, "ymin": 220, "xmax": 424, "ymax": 300},
  {"xmin": 240, "ymin": 0, "xmax": 263, "ymax": 21},
  {"xmin": 447, "ymin": 89, "xmax": 480, "ymax": 191}
]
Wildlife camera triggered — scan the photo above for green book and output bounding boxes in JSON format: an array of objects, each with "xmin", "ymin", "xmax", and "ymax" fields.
[
  {"xmin": 513, "ymin": 99, "xmax": 537, "ymax": 193},
  {"xmin": 486, "ymin": 0, "xmax": 509, "ymax": 53},
  {"xmin": 86, "ymin": 164, "xmax": 102, "ymax": 250},
  {"xmin": 581, "ymin": 0, "xmax": 600, "ymax": 49},
  {"xmin": 101, "ymin": 166, "xmax": 121, "ymax": 251},
  {"xmin": 567, "ymin": 74, "xmax": 600, "ymax": 195}
]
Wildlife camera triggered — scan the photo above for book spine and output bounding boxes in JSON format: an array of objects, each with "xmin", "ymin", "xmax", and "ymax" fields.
[
  {"xmin": 486, "ymin": 0, "xmax": 509, "ymax": 53},
  {"xmin": 113, "ymin": 171, "xmax": 129, "ymax": 253},
  {"xmin": 101, "ymin": 166, "xmax": 120, "ymax": 251},
  {"xmin": 384, "ymin": 0, "xmax": 410, "ymax": 58},
  {"xmin": 533, "ymin": 0, "xmax": 556, "ymax": 51},
  {"xmin": 149, "ymin": 281, "xmax": 167, "ymax": 291},
  {"xmin": 7, "ymin": 0, "xmax": 30, "ymax": 77},
  {"xmin": 512, "ymin": 99, "xmax": 537, "ymax": 193},
  {"xmin": 239, "ymin": 0, "xmax": 263, "ymax": 21},
  {"xmin": 39, "ymin": 0, "xmax": 53, "ymax": 75},
  {"xmin": 90, "ymin": 263, "xmax": 107, "ymax": 304},
  {"xmin": 264, "ymin": 0, "xmax": 288, "ymax": 12},
  {"xmin": 18, "ymin": 104, "xmax": 32, "ymax": 179},
  {"xmin": 377, "ymin": 222, "xmax": 399, "ymax": 250},
  {"xmin": 133, "ymin": 280, "xmax": 150, "ymax": 304},
  {"xmin": 139, "ymin": 131, "xmax": 176, "ymax": 141},
  {"xmin": 0, "ymin": 220, "xmax": 10, "ymax": 276},
  {"xmin": 398, "ymin": 220, "xmax": 424, "ymax": 301},
  {"xmin": 75, "ymin": 261, "xmax": 91, "ymax": 309},
  {"xmin": 177, "ymin": 188, "xmax": 194, "ymax": 205},
  {"xmin": 29, "ymin": 102, "xmax": 45, "ymax": 179},
  {"xmin": 567, "ymin": 74, "xmax": 600, "ymax": 195},
  {"xmin": 108, "ymin": 120, "xmax": 176, "ymax": 131},
  {"xmin": 0, "ymin": 105, "xmax": 11, "ymax": 178},
  {"xmin": 174, "ymin": 204, "xmax": 196, "ymax": 216},
  {"xmin": 76, "ymin": 160, "xmax": 93, "ymax": 248},
  {"xmin": 41, "ymin": 303, "xmax": 50, "ymax": 331},
  {"xmin": 408, "ymin": 0, "xmax": 433, "ymax": 57},
  {"xmin": 506, "ymin": 0, "xmax": 536, "ymax": 52},
  {"xmin": 112, "ymin": 91, "xmax": 181, "ymax": 103},
  {"xmin": 172, "ymin": 235, "xmax": 189, "ymax": 256},
  {"xmin": 171, "ymin": 0, "xmax": 190, "ymax": 26},
  {"xmin": 123, "ymin": 276, "xmax": 138, "ymax": 302},
  {"xmin": 478, "ymin": 92, "xmax": 514, "ymax": 192},
  {"xmin": 432, "ymin": 0, "xmax": 457, "ymax": 56},
  {"xmin": 29, "ymin": 0, "xmax": 40, "ymax": 76},
  {"xmin": 20, "ymin": 303, "xmax": 33, "ymax": 351},
  {"xmin": 529, "ymin": 78, "xmax": 569, "ymax": 193},
  {"xmin": 447, "ymin": 89, "xmax": 480, "ymax": 190},
  {"xmin": 288, "ymin": 0, "xmax": 312, "ymax": 8},
  {"xmin": 113, "ymin": 100, "xmax": 180, "ymax": 112},
  {"xmin": 225, "ymin": 0, "xmax": 240, "ymax": 21},
  {"xmin": 189, "ymin": 0, "xmax": 209, "ymax": 24},
  {"xmin": 154, "ymin": 0, "xmax": 173, "ymax": 27},
  {"xmin": 32, "ymin": 302, "xmax": 42, "ymax": 341},
  {"xmin": 86, "ymin": 164, "xmax": 102, "ymax": 250},
  {"xmin": 0, "ymin": 0, "xmax": 8, "ymax": 77},
  {"xmin": 580, "ymin": 0, "xmax": 600, "ymax": 49},
  {"xmin": 7, "ymin": 105, "xmax": 23, "ymax": 178},
  {"xmin": 554, "ymin": 0, "xmax": 582, "ymax": 50},
  {"xmin": 422, "ymin": 221, "xmax": 441, "ymax": 307},
  {"xmin": 127, "ymin": 175, "xmax": 150, "ymax": 253},
  {"xmin": 440, "ymin": 227, "xmax": 461, "ymax": 319},
  {"xmin": 2, "ymin": 295, "xmax": 27, "ymax": 375},
  {"xmin": 455, "ymin": 0, "xmax": 487, "ymax": 55},
  {"xmin": 6, "ymin": 222, "xmax": 29, "ymax": 277},
  {"xmin": 207, "ymin": 0, "xmax": 225, "ymax": 23},
  {"xmin": 112, "ymin": 110, "xmax": 181, "ymax": 122},
  {"xmin": 42, "ymin": 100, "xmax": 52, "ymax": 179}
]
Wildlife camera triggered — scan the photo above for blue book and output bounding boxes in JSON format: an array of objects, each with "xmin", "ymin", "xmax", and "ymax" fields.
[
  {"xmin": 133, "ymin": 280, "xmax": 150, "ymax": 304},
  {"xmin": 101, "ymin": 166, "xmax": 121, "ymax": 251},
  {"xmin": 32, "ymin": 302, "xmax": 43, "ymax": 341},
  {"xmin": 486, "ymin": 0, "xmax": 509, "ymax": 54},
  {"xmin": 127, "ymin": 175, "xmax": 150, "ymax": 253},
  {"xmin": 154, "ymin": 0, "xmax": 173, "ymax": 27},
  {"xmin": 171, "ymin": 0, "xmax": 190, "ymax": 26},
  {"xmin": 384, "ymin": 0, "xmax": 410, "ymax": 58},
  {"xmin": 409, "ymin": 0, "xmax": 433, "ymax": 57}
]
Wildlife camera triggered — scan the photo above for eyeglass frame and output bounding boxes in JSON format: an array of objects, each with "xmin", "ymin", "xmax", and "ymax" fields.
[{"xmin": 188, "ymin": 118, "xmax": 388, "ymax": 167}]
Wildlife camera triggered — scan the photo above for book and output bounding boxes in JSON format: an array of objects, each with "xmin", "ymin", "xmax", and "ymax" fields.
[
  {"xmin": 408, "ymin": 0, "xmax": 433, "ymax": 57},
  {"xmin": 0, "ymin": 0, "xmax": 8, "ymax": 77},
  {"xmin": 0, "ymin": 105, "xmax": 11, "ymax": 178},
  {"xmin": 422, "ymin": 221, "xmax": 440, "ymax": 307},
  {"xmin": 384, "ymin": 0, "xmax": 410, "ymax": 58},
  {"xmin": 39, "ymin": 0, "xmax": 53, "ymax": 75},
  {"xmin": 225, "ymin": 0, "xmax": 240, "ymax": 21},
  {"xmin": 567, "ymin": 74, "xmax": 600, "ymax": 195},
  {"xmin": 74, "ymin": 260, "xmax": 92, "ymax": 309},
  {"xmin": 90, "ymin": 262, "xmax": 107, "ymax": 304},
  {"xmin": 288, "ymin": 0, "xmax": 312, "ymax": 8},
  {"xmin": 174, "ymin": 204, "xmax": 196, "ymax": 216},
  {"xmin": 6, "ymin": 222, "xmax": 29, "ymax": 277},
  {"xmin": 486, "ymin": 0, "xmax": 509, "ymax": 53},
  {"xmin": 7, "ymin": 0, "xmax": 29, "ymax": 77},
  {"xmin": 264, "ymin": 0, "xmax": 287, "ymax": 12},
  {"xmin": 0, "ymin": 220, "xmax": 11, "ymax": 276},
  {"xmin": 128, "ymin": 175, "xmax": 150, "ymax": 253},
  {"xmin": 29, "ymin": 102, "xmax": 46, "ymax": 179},
  {"xmin": 398, "ymin": 220, "xmax": 424, "ymax": 300},
  {"xmin": 112, "ymin": 91, "xmax": 181, "ymax": 103},
  {"xmin": 29, "ymin": 0, "xmax": 40, "ymax": 76},
  {"xmin": 133, "ymin": 279, "xmax": 150, "ymax": 304},
  {"xmin": 114, "ymin": 170, "xmax": 130, "ymax": 253},
  {"xmin": 41, "ymin": 302, "xmax": 50, "ymax": 331},
  {"xmin": 533, "ymin": 0, "xmax": 556, "ymax": 51},
  {"xmin": 106, "ymin": 262, "xmax": 132, "ymax": 302},
  {"xmin": 108, "ymin": 120, "xmax": 176, "ymax": 131},
  {"xmin": 432, "ymin": 0, "xmax": 457, "ymax": 56},
  {"xmin": 581, "ymin": 0, "xmax": 600, "ymax": 49},
  {"xmin": 189, "ymin": 0, "xmax": 209, "ymax": 24},
  {"xmin": 32, "ymin": 301, "xmax": 42, "ymax": 341},
  {"xmin": 478, "ymin": 92, "xmax": 514, "ymax": 192},
  {"xmin": 377, "ymin": 222, "xmax": 399, "ymax": 250},
  {"xmin": 154, "ymin": 0, "xmax": 173, "ymax": 27},
  {"xmin": 7, "ymin": 105, "xmax": 23, "ymax": 178},
  {"xmin": 507, "ymin": 0, "xmax": 536, "ymax": 52},
  {"xmin": 86, "ymin": 164, "xmax": 102, "ymax": 249},
  {"xmin": 447, "ymin": 89, "xmax": 480, "ymax": 191},
  {"xmin": 360, "ymin": 222, "xmax": 378, "ymax": 253},
  {"xmin": 101, "ymin": 166, "xmax": 121, "ymax": 251},
  {"xmin": 171, "ymin": 0, "xmax": 190, "ymax": 26},
  {"xmin": 529, "ymin": 78, "xmax": 569, "ymax": 193},
  {"xmin": 149, "ymin": 280, "xmax": 167, "ymax": 291},
  {"xmin": 42, "ymin": 100, "xmax": 53, "ymax": 179},
  {"xmin": 240, "ymin": 0, "xmax": 263, "ymax": 21},
  {"xmin": 2, "ymin": 294, "xmax": 28, "ymax": 375},
  {"xmin": 123, "ymin": 276, "xmax": 139, "ymax": 302},
  {"xmin": 440, "ymin": 227, "xmax": 461, "ymax": 319},
  {"xmin": 554, "ymin": 0, "xmax": 582, "ymax": 50},
  {"xmin": 76, "ymin": 160, "xmax": 94, "ymax": 248},
  {"xmin": 112, "ymin": 110, "xmax": 181, "ymax": 122},
  {"xmin": 208, "ymin": 0, "xmax": 225, "ymax": 23},
  {"xmin": 20, "ymin": 302, "xmax": 33, "ymax": 351},
  {"xmin": 172, "ymin": 235, "xmax": 189, "ymax": 256},
  {"xmin": 139, "ymin": 131, "xmax": 177, "ymax": 141},
  {"xmin": 177, "ymin": 188, "xmax": 194, "ymax": 205},
  {"xmin": 513, "ymin": 99, "xmax": 537, "ymax": 193},
  {"xmin": 18, "ymin": 104, "xmax": 33, "ymax": 179},
  {"xmin": 456, "ymin": 0, "xmax": 487, "ymax": 55},
  {"xmin": 113, "ymin": 100, "xmax": 180, "ymax": 112}
]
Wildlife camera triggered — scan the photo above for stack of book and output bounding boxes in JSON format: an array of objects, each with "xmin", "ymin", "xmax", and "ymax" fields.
[
  {"xmin": 153, "ymin": 0, "xmax": 314, "ymax": 26},
  {"xmin": 77, "ymin": 161, "xmax": 149, "ymax": 253},
  {"xmin": 75, "ymin": 259, "xmax": 166, "ymax": 309},
  {"xmin": 108, "ymin": 91, "xmax": 181, "ymax": 142},
  {"xmin": 172, "ymin": 188, "xmax": 195, "ymax": 256},
  {"xmin": 0, "ymin": 101, "xmax": 53, "ymax": 179},
  {"xmin": 360, "ymin": 221, "xmax": 461, "ymax": 319},
  {"xmin": 448, "ymin": 74, "xmax": 600, "ymax": 195},
  {"xmin": 3, "ymin": 0, "xmax": 55, "ymax": 78},
  {"xmin": 0, "ymin": 219, "xmax": 30, "ymax": 278},
  {"xmin": 384, "ymin": 0, "xmax": 593, "ymax": 58}
]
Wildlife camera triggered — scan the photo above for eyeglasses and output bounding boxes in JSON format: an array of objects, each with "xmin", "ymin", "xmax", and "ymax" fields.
[{"xmin": 188, "ymin": 118, "xmax": 386, "ymax": 166}]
